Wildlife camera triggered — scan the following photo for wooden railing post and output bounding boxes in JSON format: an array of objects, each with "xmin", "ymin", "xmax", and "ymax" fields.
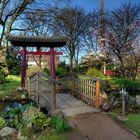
[
  {"xmin": 36, "ymin": 73, "xmax": 39, "ymax": 105},
  {"xmin": 95, "ymin": 80, "xmax": 100, "ymax": 108},
  {"xmin": 51, "ymin": 80, "xmax": 56, "ymax": 111},
  {"xmin": 28, "ymin": 78, "xmax": 31, "ymax": 98}
]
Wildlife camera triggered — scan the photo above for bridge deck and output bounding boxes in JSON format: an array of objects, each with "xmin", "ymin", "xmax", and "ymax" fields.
[{"xmin": 56, "ymin": 93, "xmax": 99, "ymax": 117}]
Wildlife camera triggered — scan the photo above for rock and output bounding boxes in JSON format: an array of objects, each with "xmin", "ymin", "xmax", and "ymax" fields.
[
  {"xmin": 17, "ymin": 87, "xmax": 27, "ymax": 92},
  {"xmin": 51, "ymin": 109, "xmax": 64, "ymax": 117},
  {"xmin": 21, "ymin": 94, "xmax": 26, "ymax": 100},
  {"xmin": 0, "ymin": 127, "xmax": 16, "ymax": 137},
  {"xmin": 2, "ymin": 96, "xmax": 11, "ymax": 101},
  {"xmin": 22, "ymin": 106, "xmax": 39, "ymax": 124},
  {"xmin": 17, "ymin": 130, "xmax": 28, "ymax": 140},
  {"xmin": 67, "ymin": 121, "xmax": 77, "ymax": 128},
  {"xmin": 17, "ymin": 87, "xmax": 23, "ymax": 91},
  {"xmin": 117, "ymin": 115, "xmax": 128, "ymax": 121}
]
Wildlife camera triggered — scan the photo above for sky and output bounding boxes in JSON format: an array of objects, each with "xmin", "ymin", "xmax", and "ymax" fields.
[{"xmin": 72, "ymin": 0, "xmax": 140, "ymax": 11}]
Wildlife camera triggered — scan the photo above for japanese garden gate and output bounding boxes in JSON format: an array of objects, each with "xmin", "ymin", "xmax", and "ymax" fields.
[
  {"xmin": 6, "ymin": 34, "xmax": 104, "ymax": 112},
  {"xmin": 6, "ymin": 34, "xmax": 67, "ymax": 87}
]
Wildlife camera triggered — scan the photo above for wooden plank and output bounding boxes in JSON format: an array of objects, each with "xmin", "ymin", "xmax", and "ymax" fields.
[
  {"xmin": 89, "ymin": 80, "xmax": 91, "ymax": 105},
  {"xmin": 39, "ymin": 72, "xmax": 51, "ymax": 80},
  {"xmin": 30, "ymin": 78, "xmax": 36, "ymax": 83},
  {"xmin": 36, "ymin": 74, "xmax": 39, "ymax": 105},
  {"xmin": 39, "ymin": 76, "xmax": 50, "ymax": 83},
  {"xmin": 51, "ymin": 81, "xmax": 56, "ymax": 111},
  {"xmin": 38, "ymin": 79, "xmax": 50, "ymax": 88}
]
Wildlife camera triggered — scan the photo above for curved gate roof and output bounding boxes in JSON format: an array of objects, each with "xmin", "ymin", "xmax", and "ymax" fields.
[{"xmin": 6, "ymin": 34, "xmax": 68, "ymax": 47}]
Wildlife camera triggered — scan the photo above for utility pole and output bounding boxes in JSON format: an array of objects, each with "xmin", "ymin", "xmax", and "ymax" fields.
[
  {"xmin": 101, "ymin": 0, "xmax": 105, "ymax": 41},
  {"xmin": 100, "ymin": 0, "xmax": 106, "ymax": 75}
]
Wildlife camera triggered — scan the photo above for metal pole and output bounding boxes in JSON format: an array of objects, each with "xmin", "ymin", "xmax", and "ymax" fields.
[
  {"xmin": 101, "ymin": 0, "xmax": 106, "ymax": 75},
  {"xmin": 122, "ymin": 94, "xmax": 125, "ymax": 116},
  {"xmin": 101, "ymin": 0, "xmax": 105, "ymax": 40}
]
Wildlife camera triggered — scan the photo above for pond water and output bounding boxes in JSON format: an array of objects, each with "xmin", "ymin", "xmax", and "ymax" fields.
[
  {"xmin": 0, "ymin": 100, "xmax": 31, "ymax": 112},
  {"xmin": 0, "ymin": 101, "xmax": 22, "ymax": 112},
  {"xmin": 0, "ymin": 99, "xmax": 48, "ymax": 115}
]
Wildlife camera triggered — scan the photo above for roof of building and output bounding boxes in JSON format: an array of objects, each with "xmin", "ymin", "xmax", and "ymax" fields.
[{"xmin": 6, "ymin": 34, "xmax": 68, "ymax": 48}]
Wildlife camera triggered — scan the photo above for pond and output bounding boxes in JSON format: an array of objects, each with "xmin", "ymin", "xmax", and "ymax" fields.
[
  {"xmin": 0, "ymin": 101, "xmax": 22, "ymax": 112},
  {"xmin": 0, "ymin": 99, "xmax": 48, "ymax": 116},
  {"xmin": 0, "ymin": 99, "xmax": 32, "ymax": 113}
]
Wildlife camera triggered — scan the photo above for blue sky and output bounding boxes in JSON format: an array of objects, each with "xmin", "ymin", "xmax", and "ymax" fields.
[{"xmin": 72, "ymin": 0, "xmax": 140, "ymax": 11}]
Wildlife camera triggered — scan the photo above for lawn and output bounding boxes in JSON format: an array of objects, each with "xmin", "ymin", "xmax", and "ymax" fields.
[
  {"xmin": 38, "ymin": 133, "xmax": 68, "ymax": 140},
  {"xmin": 0, "ymin": 75, "xmax": 20, "ymax": 98},
  {"xmin": 109, "ymin": 113, "xmax": 140, "ymax": 137},
  {"xmin": 124, "ymin": 114, "xmax": 140, "ymax": 137}
]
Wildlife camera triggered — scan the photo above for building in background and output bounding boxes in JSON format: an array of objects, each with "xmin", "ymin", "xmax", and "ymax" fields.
[{"xmin": 27, "ymin": 54, "xmax": 60, "ymax": 69}]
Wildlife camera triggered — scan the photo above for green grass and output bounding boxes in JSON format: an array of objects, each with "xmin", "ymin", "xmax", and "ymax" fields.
[
  {"xmin": 109, "ymin": 112, "xmax": 118, "ymax": 120},
  {"xmin": 39, "ymin": 133, "xmax": 67, "ymax": 140},
  {"xmin": 109, "ymin": 113, "xmax": 140, "ymax": 137},
  {"xmin": 0, "ymin": 75, "xmax": 20, "ymax": 98},
  {"xmin": 124, "ymin": 114, "xmax": 140, "ymax": 137}
]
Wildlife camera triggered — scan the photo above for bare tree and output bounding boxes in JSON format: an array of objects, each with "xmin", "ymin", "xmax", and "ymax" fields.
[
  {"xmin": 53, "ymin": 7, "xmax": 90, "ymax": 71},
  {"xmin": 16, "ymin": 0, "xmax": 71, "ymax": 68},
  {"xmin": 0, "ymin": 0, "xmax": 35, "ymax": 46},
  {"xmin": 105, "ymin": 3, "xmax": 140, "ymax": 79}
]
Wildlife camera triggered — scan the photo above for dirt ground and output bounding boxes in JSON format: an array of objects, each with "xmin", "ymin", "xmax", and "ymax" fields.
[{"xmin": 67, "ymin": 113, "xmax": 140, "ymax": 140}]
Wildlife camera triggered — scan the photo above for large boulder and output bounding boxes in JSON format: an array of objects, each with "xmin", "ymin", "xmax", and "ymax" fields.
[{"xmin": 0, "ymin": 127, "xmax": 16, "ymax": 137}]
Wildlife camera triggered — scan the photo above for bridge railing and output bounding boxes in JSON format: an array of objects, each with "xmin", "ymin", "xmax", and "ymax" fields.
[
  {"xmin": 28, "ymin": 72, "xmax": 56, "ymax": 112},
  {"xmin": 56, "ymin": 73, "xmax": 107, "ymax": 108},
  {"xmin": 27, "ymin": 72, "xmax": 107, "ymax": 111}
]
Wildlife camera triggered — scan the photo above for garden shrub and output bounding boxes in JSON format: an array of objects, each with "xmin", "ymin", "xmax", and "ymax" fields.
[
  {"xmin": 7, "ymin": 116, "xmax": 22, "ymax": 128},
  {"xmin": 1, "ymin": 103, "xmax": 33, "ymax": 129},
  {"xmin": 55, "ymin": 67, "xmax": 68, "ymax": 76},
  {"xmin": 43, "ymin": 68, "xmax": 50, "ymax": 75},
  {"xmin": 26, "ymin": 66, "xmax": 43, "ymax": 77},
  {"xmin": 0, "ymin": 71, "xmax": 6, "ymax": 84},
  {"xmin": 44, "ymin": 66, "xmax": 69, "ymax": 76},
  {"xmin": 111, "ymin": 78, "xmax": 140, "ymax": 96},
  {"xmin": 86, "ymin": 68, "xmax": 105, "ymax": 78},
  {"xmin": 0, "ymin": 61, "xmax": 8, "ymax": 76},
  {"xmin": 0, "ymin": 117, "xmax": 6, "ymax": 129},
  {"xmin": 52, "ymin": 116, "xmax": 69, "ymax": 133},
  {"xmin": 73, "ymin": 65, "xmax": 87, "ymax": 73},
  {"xmin": 3, "ymin": 107, "xmax": 23, "ymax": 128},
  {"xmin": 32, "ymin": 112, "xmax": 52, "ymax": 131},
  {"xmin": 0, "ymin": 61, "xmax": 8, "ymax": 84},
  {"xmin": 6, "ymin": 46, "xmax": 21, "ymax": 75}
]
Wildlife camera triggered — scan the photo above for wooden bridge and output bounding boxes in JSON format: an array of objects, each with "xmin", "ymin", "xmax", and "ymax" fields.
[{"xmin": 26, "ymin": 72, "xmax": 106, "ymax": 116}]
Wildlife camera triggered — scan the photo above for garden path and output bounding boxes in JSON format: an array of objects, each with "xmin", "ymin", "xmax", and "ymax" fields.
[{"xmin": 68, "ymin": 113, "xmax": 139, "ymax": 140}]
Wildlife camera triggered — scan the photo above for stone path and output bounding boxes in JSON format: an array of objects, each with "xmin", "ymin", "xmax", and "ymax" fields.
[
  {"xmin": 68, "ymin": 113, "xmax": 140, "ymax": 140},
  {"xmin": 56, "ymin": 94, "xmax": 139, "ymax": 140},
  {"xmin": 56, "ymin": 94, "xmax": 99, "ymax": 116}
]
